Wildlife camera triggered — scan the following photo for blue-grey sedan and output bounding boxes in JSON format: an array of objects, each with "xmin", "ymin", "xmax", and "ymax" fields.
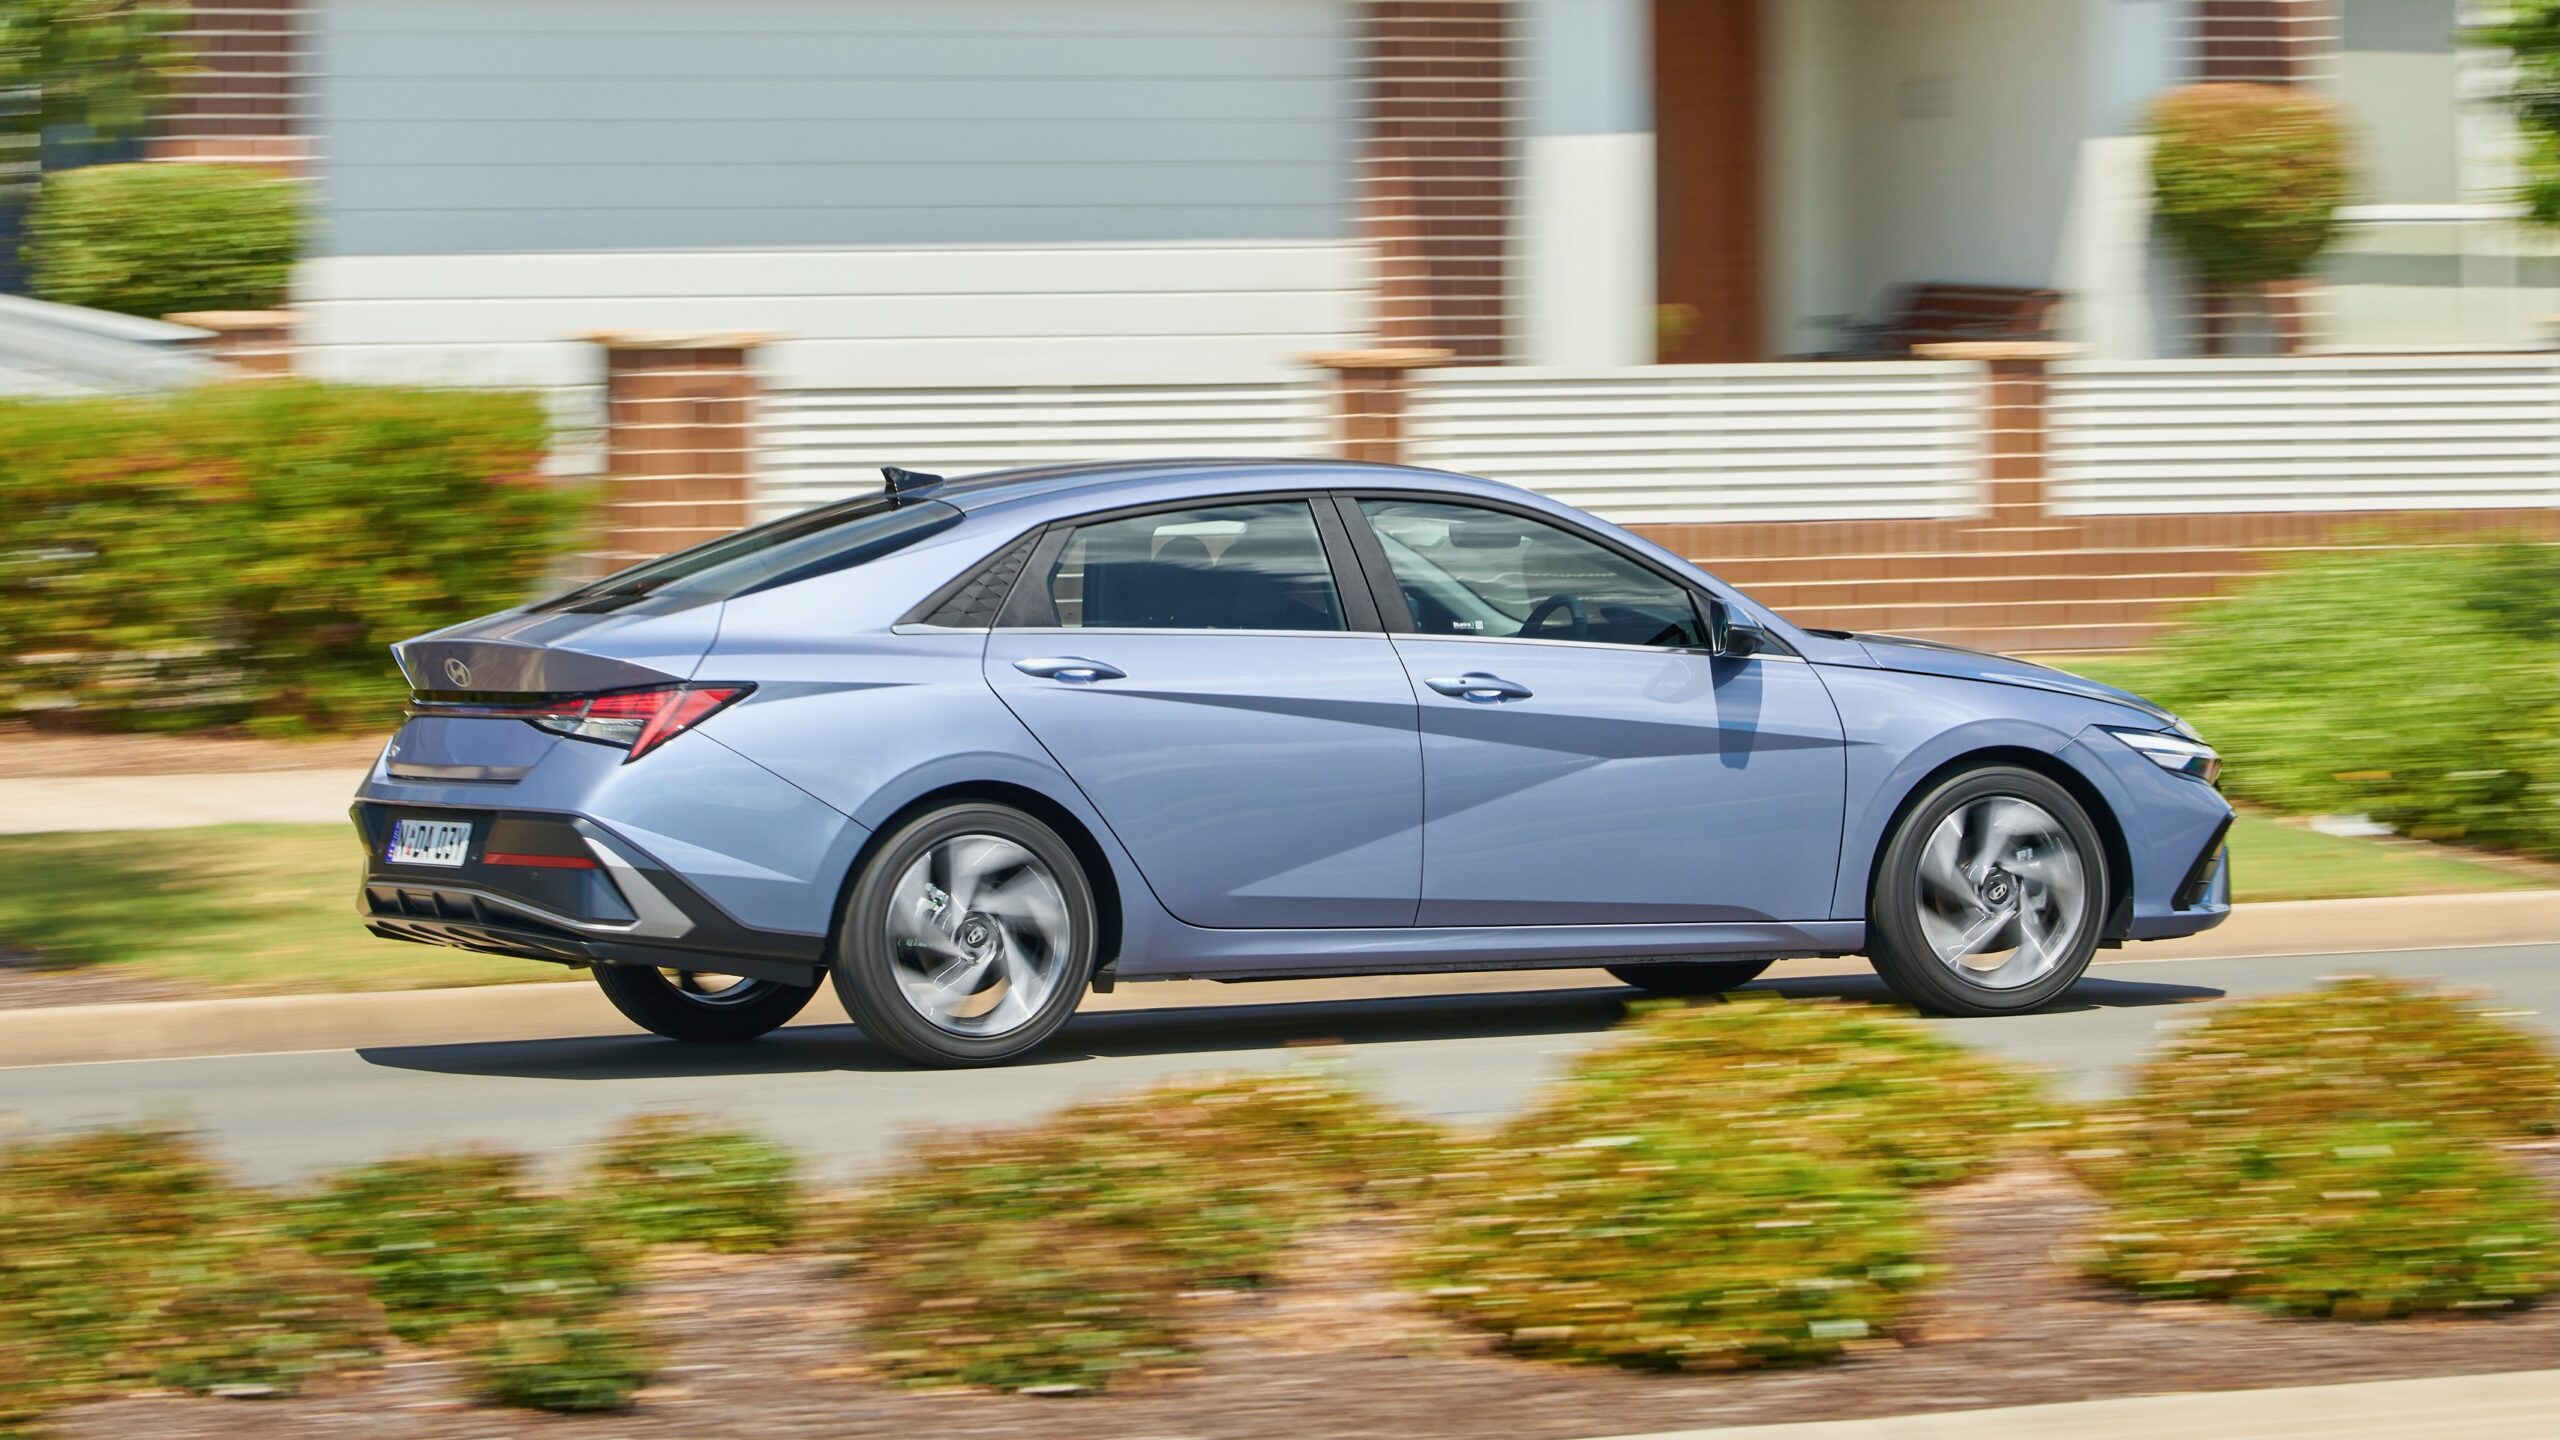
[{"xmin": 354, "ymin": 459, "xmax": 2232, "ymax": 1066}]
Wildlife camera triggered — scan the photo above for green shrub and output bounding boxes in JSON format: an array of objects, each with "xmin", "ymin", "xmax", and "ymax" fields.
[
  {"xmin": 1552, "ymin": 998, "xmax": 2056, "ymax": 1189},
  {"xmin": 585, "ymin": 1113, "xmax": 802, "ymax": 1253},
  {"xmin": 1408, "ymin": 1001, "xmax": 2021, "ymax": 1370},
  {"xmin": 0, "ymin": 381, "xmax": 575, "ymax": 733},
  {"xmin": 0, "ymin": 1128, "xmax": 382, "ymax": 1435},
  {"xmin": 2099, "ymin": 976, "xmax": 2560, "ymax": 1156},
  {"xmin": 26, "ymin": 163, "xmax": 305, "ymax": 318},
  {"xmin": 2109, "ymin": 543, "xmax": 2560, "ymax": 859},
  {"xmin": 458, "ymin": 1297, "xmax": 655, "ymax": 1413},
  {"xmin": 2087, "ymin": 1119, "xmax": 2558, "ymax": 1318},
  {"xmin": 2149, "ymin": 83, "xmax": 2351, "ymax": 285},
  {"xmin": 290, "ymin": 1151, "xmax": 634, "ymax": 1343},
  {"xmin": 846, "ymin": 1068, "xmax": 1440, "ymax": 1392}
]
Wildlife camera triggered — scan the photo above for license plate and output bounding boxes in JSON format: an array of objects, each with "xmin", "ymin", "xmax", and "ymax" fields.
[{"xmin": 386, "ymin": 818, "xmax": 472, "ymax": 868}]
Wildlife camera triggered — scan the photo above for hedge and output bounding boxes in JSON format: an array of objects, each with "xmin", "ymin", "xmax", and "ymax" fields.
[
  {"xmin": 2109, "ymin": 543, "xmax": 2560, "ymax": 859},
  {"xmin": 26, "ymin": 163, "xmax": 305, "ymax": 319},
  {"xmin": 2149, "ymin": 83, "xmax": 2351, "ymax": 285},
  {"xmin": 0, "ymin": 381, "xmax": 579, "ymax": 733}
]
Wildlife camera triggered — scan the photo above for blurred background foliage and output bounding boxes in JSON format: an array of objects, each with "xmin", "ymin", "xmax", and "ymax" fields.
[
  {"xmin": 27, "ymin": 162, "xmax": 305, "ymax": 316},
  {"xmin": 0, "ymin": 0, "xmax": 192, "ymax": 197},
  {"xmin": 2149, "ymin": 82, "xmax": 2351, "ymax": 286},
  {"xmin": 0, "ymin": 381, "xmax": 580, "ymax": 734},
  {"xmin": 2470, "ymin": 0, "xmax": 2560, "ymax": 225},
  {"xmin": 2103, "ymin": 542, "xmax": 2560, "ymax": 859}
]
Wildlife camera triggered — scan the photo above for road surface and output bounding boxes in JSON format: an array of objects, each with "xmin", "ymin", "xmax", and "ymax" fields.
[{"xmin": 0, "ymin": 943, "xmax": 2548, "ymax": 1185}]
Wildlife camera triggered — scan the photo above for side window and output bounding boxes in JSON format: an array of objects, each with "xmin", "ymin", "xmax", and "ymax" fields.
[
  {"xmin": 1044, "ymin": 501, "xmax": 1346, "ymax": 632},
  {"xmin": 1356, "ymin": 499, "xmax": 1706, "ymax": 649}
]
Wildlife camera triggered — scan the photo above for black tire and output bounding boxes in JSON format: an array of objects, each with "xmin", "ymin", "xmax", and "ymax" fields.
[
  {"xmin": 832, "ymin": 802, "xmax": 1099, "ymax": 1068},
  {"xmin": 1604, "ymin": 959, "xmax": 1773, "ymax": 995},
  {"xmin": 1865, "ymin": 764, "xmax": 2107, "ymax": 1016},
  {"xmin": 591, "ymin": 963, "xmax": 818, "ymax": 1043}
]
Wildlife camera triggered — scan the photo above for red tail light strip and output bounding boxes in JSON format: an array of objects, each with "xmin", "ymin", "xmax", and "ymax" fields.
[
  {"xmin": 482, "ymin": 852, "xmax": 599, "ymax": 870},
  {"xmin": 406, "ymin": 683, "xmax": 752, "ymax": 762}
]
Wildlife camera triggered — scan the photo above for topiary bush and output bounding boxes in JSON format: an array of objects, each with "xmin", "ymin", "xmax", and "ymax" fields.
[
  {"xmin": 2107, "ymin": 543, "xmax": 2560, "ymax": 859},
  {"xmin": 845, "ymin": 1067, "xmax": 1442, "ymax": 1392},
  {"xmin": 1409, "ymin": 1000, "xmax": 2036, "ymax": 1370},
  {"xmin": 2149, "ymin": 82, "xmax": 2351, "ymax": 287},
  {"xmin": 0, "ymin": 381, "xmax": 576, "ymax": 733},
  {"xmin": 25, "ymin": 163, "xmax": 305, "ymax": 318},
  {"xmin": 584, "ymin": 1113, "xmax": 803, "ymax": 1254},
  {"xmin": 0, "ymin": 1128, "xmax": 383, "ymax": 1436},
  {"xmin": 2087, "ymin": 1118, "xmax": 2558, "ymax": 1319}
]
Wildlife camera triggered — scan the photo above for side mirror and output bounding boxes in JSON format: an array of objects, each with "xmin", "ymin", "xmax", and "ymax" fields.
[{"xmin": 1698, "ymin": 595, "xmax": 1733, "ymax": 655}]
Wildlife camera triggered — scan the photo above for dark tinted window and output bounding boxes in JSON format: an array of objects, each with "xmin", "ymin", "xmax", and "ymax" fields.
[
  {"xmin": 534, "ymin": 498, "xmax": 962, "ymax": 613},
  {"xmin": 1358, "ymin": 499, "xmax": 1706, "ymax": 649},
  {"xmin": 1044, "ymin": 502, "xmax": 1345, "ymax": 632}
]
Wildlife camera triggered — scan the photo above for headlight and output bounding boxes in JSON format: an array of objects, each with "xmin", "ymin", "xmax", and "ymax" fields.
[{"xmin": 2105, "ymin": 726, "xmax": 2221, "ymax": 786}]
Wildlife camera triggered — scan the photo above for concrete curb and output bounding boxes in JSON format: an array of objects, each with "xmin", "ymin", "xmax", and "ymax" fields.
[
  {"xmin": 1578, "ymin": 1369, "xmax": 2560, "ymax": 1440},
  {"xmin": 0, "ymin": 891, "xmax": 2550, "ymax": 1069}
]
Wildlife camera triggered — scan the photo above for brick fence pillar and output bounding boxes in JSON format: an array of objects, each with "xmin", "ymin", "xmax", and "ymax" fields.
[
  {"xmin": 1358, "ymin": 1, "xmax": 1510, "ymax": 361},
  {"xmin": 1306, "ymin": 348, "xmax": 1452, "ymax": 465},
  {"xmin": 585, "ymin": 331, "xmax": 771, "ymax": 570},
  {"xmin": 165, "ymin": 310, "xmax": 297, "ymax": 375},
  {"xmin": 1914, "ymin": 341, "xmax": 2082, "ymax": 548}
]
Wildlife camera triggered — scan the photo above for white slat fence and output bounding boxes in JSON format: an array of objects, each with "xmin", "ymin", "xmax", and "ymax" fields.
[
  {"xmin": 2048, "ymin": 356, "xmax": 2560, "ymax": 514},
  {"xmin": 754, "ymin": 380, "xmax": 1330, "ymax": 519},
  {"xmin": 1399, "ymin": 362, "xmax": 1983, "ymax": 524}
]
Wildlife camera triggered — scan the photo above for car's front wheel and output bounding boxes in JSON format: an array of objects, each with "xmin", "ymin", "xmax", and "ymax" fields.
[
  {"xmin": 591, "ymin": 964, "xmax": 818, "ymax": 1043},
  {"xmin": 832, "ymin": 802, "xmax": 1098, "ymax": 1067},
  {"xmin": 1865, "ymin": 764, "xmax": 2105, "ymax": 1016}
]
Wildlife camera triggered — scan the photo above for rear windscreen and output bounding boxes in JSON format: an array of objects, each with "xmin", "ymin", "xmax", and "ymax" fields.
[{"xmin": 532, "ymin": 498, "xmax": 963, "ymax": 614}]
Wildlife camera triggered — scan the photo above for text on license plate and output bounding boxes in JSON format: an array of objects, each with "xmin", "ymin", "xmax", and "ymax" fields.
[{"xmin": 386, "ymin": 818, "xmax": 472, "ymax": 868}]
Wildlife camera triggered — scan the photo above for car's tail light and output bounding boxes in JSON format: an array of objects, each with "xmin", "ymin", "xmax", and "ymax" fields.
[{"xmin": 412, "ymin": 684, "xmax": 752, "ymax": 762}]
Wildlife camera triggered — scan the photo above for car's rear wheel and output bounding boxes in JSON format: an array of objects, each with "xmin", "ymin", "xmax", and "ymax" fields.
[
  {"xmin": 1604, "ymin": 958, "xmax": 1773, "ymax": 995},
  {"xmin": 1865, "ymin": 764, "xmax": 2105, "ymax": 1016},
  {"xmin": 591, "ymin": 964, "xmax": 818, "ymax": 1043},
  {"xmin": 832, "ymin": 802, "xmax": 1098, "ymax": 1068}
]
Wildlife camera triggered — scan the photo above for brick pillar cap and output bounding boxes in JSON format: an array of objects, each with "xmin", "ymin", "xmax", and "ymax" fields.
[
  {"xmin": 1303, "ymin": 347, "xmax": 1454, "ymax": 371},
  {"xmin": 1910, "ymin": 341, "xmax": 2083, "ymax": 362},
  {"xmin": 165, "ymin": 310, "xmax": 298, "ymax": 330},
  {"xmin": 584, "ymin": 329, "xmax": 778, "ymax": 351}
]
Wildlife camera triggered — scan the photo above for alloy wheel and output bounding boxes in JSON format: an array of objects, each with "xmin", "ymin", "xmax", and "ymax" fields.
[
  {"xmin": 884, "ymin": 833, "xmax": 1074, "ymax": 1036},
  {"xmin": 1911, "ymin": 795, "xmax": 2089, "ymax": 991}
]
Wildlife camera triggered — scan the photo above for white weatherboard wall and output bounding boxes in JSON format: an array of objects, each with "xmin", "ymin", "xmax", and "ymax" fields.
[
  {"xmin": 756, "ymin": 381, "xmax": 1331, "ymax": 519},
  {"xmin": 1401, "ymin": 364, "xmax": 1983, "ymax": 524},
  {"xmin": 298, "ymin": 0, "xmax": 1365, "ymax": 390},
  {"xmin": 2048, "ymin": 358, "xmax": 2560, "ymax": 514}
]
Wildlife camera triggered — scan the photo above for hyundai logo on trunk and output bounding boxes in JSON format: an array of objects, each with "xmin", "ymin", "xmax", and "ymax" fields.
[{"xmin": 443, "ymin": 657, "xmax": 472, "ymax": 688}]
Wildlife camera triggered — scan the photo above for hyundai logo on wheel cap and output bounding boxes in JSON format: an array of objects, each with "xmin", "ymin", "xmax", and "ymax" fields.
[{"xmin": 443, "ymin": 657, "xmax": 472, "ymax": 688}]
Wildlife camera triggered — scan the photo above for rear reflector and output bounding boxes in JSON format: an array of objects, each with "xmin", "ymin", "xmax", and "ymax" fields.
[{"xmin": 483, "ymin": 851, "xmax": 599, "ymax": 870}]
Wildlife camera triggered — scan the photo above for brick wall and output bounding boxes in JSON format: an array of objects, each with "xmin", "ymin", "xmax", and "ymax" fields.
[
  {"xmin": 1359, "ymin": 1, "xmax": 1510, "ymax": 363},
  {"xmin": 2190, "ymin": 0, "xmax": 2333, "ymax": 84},
  {"xmin": 589, "ymin": 335, "xmax": 766, "ymax": 571},
  {"xmin": 147, "ymin": 0, "xmax": 306, "ymax": 168}
]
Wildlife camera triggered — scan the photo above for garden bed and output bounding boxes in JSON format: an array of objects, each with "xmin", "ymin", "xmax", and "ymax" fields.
[{"xmin": 42, "ymin": 1154, "xmax": 2558, "ymax": 1440}]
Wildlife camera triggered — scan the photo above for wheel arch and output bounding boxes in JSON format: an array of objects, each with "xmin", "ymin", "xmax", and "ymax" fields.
[
  {"xmin": 1859, "ymin": 746, "xmax": 2136, "ymax": 941},
  {"xmin": 828, "ymin": 779, "xmax": 1128, "ymax": 976}
]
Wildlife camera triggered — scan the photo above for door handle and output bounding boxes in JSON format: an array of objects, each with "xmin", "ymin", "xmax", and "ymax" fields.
[
  {"xmin": 1423, "ymin": 672, "xmax": 1533, "ymax": 703},
  {"xmin": 1013, "ymin": 656, "xmax": 1125, "ymax": 684}
]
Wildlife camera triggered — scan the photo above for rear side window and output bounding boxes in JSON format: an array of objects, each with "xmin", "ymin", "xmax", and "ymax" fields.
[
  {"xmin": 534, "ymin": 498, "xmax": 963, "ymax": 614},
  {"xmin": 1039, "ymin": 501, "xmax": 1345, "ymax": 632}
]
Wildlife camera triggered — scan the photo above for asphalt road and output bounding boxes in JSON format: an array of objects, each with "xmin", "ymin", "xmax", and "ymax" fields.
[{"xmin": 1, "ymin": 943, "xmax": 2550, "ymax": 1186}]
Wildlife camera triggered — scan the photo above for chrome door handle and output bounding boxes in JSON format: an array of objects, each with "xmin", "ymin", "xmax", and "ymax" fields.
[
  {"xmin": 1423, "ymin": 672, "xmax": 1532, "ymax": 703},
  {"xmin": 1013, "ymin": 656, "xmax": 1125, "ymax": 683}
]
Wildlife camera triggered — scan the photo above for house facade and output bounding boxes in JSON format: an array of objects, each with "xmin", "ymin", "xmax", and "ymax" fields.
[{"xmin": 117, "ymin": 0, "xmax": 2555, "ymax": 393}]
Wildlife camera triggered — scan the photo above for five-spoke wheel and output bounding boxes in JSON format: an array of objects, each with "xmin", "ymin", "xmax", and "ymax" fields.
[{"xmin": 1866, "ymin": 765, "xmax": 2105, "ymax": 1015}]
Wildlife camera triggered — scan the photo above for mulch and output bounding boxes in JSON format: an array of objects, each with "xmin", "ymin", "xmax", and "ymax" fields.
[{"xmin": 46, "ymin": 1156, "xmax": 2560, "ymax": 1440}]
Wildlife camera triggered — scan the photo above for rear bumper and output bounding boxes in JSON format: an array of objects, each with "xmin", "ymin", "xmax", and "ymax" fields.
[{"xmin": 354, "ymin": 802, "xmax": 828, "ymax": 984}]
